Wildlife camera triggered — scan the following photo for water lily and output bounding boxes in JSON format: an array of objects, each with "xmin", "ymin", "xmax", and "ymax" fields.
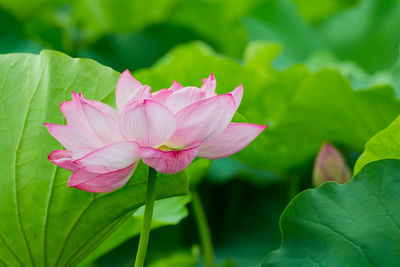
[{"xmin": 45, "ymin": 71, "xmax": 266, "ymax": 193}]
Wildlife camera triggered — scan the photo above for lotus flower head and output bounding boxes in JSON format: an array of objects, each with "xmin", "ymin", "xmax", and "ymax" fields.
[{"xmin": 45, "ymin": 71, "xmax": 266, "ymax": 193}]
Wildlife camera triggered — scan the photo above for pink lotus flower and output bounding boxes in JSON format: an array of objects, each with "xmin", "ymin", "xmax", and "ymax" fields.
[{"xmin": 45, "ymin": 71, "xmax": 266, "ymax": 193}]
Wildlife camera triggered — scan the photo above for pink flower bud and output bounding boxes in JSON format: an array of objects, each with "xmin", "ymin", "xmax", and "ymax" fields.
[{"xmin": 312, "ymin": 142, "xmax": 352, "ymax": 187}]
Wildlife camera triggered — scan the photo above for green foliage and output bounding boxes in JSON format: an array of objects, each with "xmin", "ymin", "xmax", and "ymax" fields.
[
  {"xmin": 0, "ymin": 0, "xmax": 66, "ymax": 19},
  {"xmin": 306, "ymin": 51, "xmax": 400, "ymax": 97},
  {"xmin": 148, "ymin": 247, "xmax": 199, "ymax": 267},
  {"xmin": 0, "ymin": 50, "xmax": 188, "ymax": 266},
  {"xmin": 209, "ymin": 158, "xmax": 280, "ymax": 185},
  {"xmin": 263, "ymin": 159, "xmax": 400, "ymax": 266},
  {"xmin": 71, "ymin": 0, "xmax": 181, "ymax": 39},
  {"xmin": 187, "ymin": 158, "xmax": 210, "ymax": 188},
  {"xmin": 354, "ymin": 115, "xmax": 400, "ymax": 174},
  {"xmin": 245, "ymin": 0, "xmax": 400, "ymax": 72},
  {"xmin": 0, "ymin": 9, "xmax": 43, "ymax": 54},
  {"xmin": 243, "ymin": 0, "xmax": 321, "ymax": 68},
  {"xmin": 167, "ymin": 0, "xmax": 258, "ymax": 57},
  {"xmin": 2, "ymin": 0, "xmax": 400, "ymax": 76},
  {"xmin": 292, "ymin": 0, "xmax": 359, "ymax": 24}
]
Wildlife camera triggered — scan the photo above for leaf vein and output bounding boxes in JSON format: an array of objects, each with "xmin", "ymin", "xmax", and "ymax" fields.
[
  {"xmin": 53, "ymin": 199, "xmax": 94, "ymax": 267},
  {"xmin": 13, "ymin": 56, "xmax": 47, "ymax": 267}
]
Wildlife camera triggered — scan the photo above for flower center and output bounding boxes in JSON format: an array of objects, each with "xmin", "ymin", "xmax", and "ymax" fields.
[{"xmin": 157, "ymin": 145, "xmax": 178, "ymax": 151}]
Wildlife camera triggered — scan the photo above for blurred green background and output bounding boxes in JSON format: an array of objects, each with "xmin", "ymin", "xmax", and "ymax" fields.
[{"xmin": 1, "ymin": 0, "xmax": 400, "ymax": 266}]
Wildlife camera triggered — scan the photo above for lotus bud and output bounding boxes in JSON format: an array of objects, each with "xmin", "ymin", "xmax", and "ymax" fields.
[{"xmin": 312, "ymin": 142, "xmax": 352, "ymax": 187}]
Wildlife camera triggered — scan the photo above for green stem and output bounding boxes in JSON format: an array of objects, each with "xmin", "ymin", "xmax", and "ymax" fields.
[
  {"xmin": 134, "ymin": 167, "xmax": 157, "ymax": 267},
  {"xmin": 191, "ymin": 189, "xmax": 215, "ymax": 267}
]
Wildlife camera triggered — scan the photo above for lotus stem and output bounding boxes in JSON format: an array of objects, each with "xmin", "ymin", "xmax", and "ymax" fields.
[
  {"xmin": 134, "ymin": 167, "xmax": 158, "ymax": 267},
  {"xmin": 191, "ymin": 189, "xmax": 215, "ymax": 267}
]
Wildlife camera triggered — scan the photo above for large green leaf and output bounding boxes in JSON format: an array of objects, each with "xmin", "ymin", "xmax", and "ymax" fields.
[
  {"xmin": 0, "ymin": 50, "xmax": 189, "ymax": 266},
  {"xmin": 135, "ymin": 42, "xmax": 400, "ymax": 175},
  {"xmin": 263, "ymin": 159, "xmax": 400, "ymax": 266},
  {"xmin": 292, "ymin": 0, "xmax": 359, "ymax": 24},
  {"xmin": 168, "ymin": 0, "xmax": 260, "ymax": 57},
  {"xmin": 243, "ymin": 0, "xmax": 321, "ymax": 68},
  {"xmin": 0, "ymin": 0, "xmax": 66, "ymax": 20},
  {"xmin": 354, "ymin": 115, "xmax": 400, "ymax": 174}
]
